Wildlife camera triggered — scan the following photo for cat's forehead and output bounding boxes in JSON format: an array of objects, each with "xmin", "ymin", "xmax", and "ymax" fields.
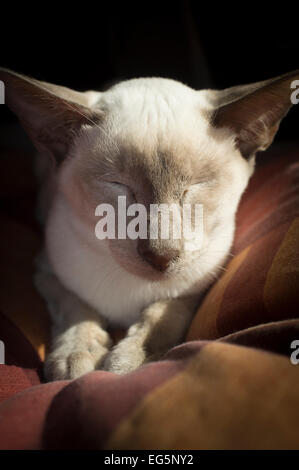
[
  {"xmin": 99, "ymin": 77, "xmax": 207, "ymax": 108},
  {"xmin": 74, "ymin": 78, "xmax": 246, "ymax": 193},
  {"xmin": 91, "ymin": 78, "xmax": 215, "ymax": 170},
  {"xmin": 97, "ymin": 78, "xmax": 211, "ymax": 133}
]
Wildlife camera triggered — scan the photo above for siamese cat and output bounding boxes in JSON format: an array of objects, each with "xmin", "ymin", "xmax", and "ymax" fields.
[{"xmin": 0, "ymin": 68, "xmax": 298, "ymax": 380}]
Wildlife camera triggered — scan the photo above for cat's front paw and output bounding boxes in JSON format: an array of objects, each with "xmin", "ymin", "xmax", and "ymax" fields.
[
  {"xmin": 44, "ymin": 350, "xmax": 99, "ymax": 381},
  {"xmin": 102, "ymin": 338, "xmax": 146, "ymax": 375},
  {"xmin": 44, "ymin": 340, "xmax": 111, "ymax": 382}
]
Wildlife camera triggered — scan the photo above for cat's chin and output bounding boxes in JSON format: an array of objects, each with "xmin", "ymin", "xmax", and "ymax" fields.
[
  {"xmin": 111, "ymin": 252, "xmax": 178, "ymax": 282},
  {"xmin": 135, "ymin": 269, "xmax": 175, "ymax": 282},
  {"xmin": 122, "ymin": 262, "xmax": 176, "ymax": 282}
]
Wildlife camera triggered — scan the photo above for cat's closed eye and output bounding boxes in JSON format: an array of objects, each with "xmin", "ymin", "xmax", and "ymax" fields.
[
  {"xmin": 99, "ymin": 180, "xmax": 136, "ymax": 202},
  {"xmin": 181, "ymin": 181, "xmax": 213, "ymax": 201},
  {"xmin": 108, "ymin": 181, "xmax": 128, "ymax": 189},
  {"xmin": 99, "ymin": 180, "xmax": 128, "ymax": 190}
]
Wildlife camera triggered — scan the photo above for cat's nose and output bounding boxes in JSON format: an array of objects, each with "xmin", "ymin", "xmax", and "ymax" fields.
[{"xmin": 138, "ymin": 243, "xmax": 180, "ymax": 272}]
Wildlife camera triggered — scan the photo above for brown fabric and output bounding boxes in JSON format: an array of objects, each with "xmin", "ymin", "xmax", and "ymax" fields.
[
  {"xmin": 187, "ymin": 144, "xmax": 299, "ymax": 341},
  {"xmin": 0, "ymin": 381, "xmax": 67, "ymax": 450},
  {"xmin": 0, "ymin": 340, "xmax": 299, "ymax": 450},
  {"xmin": 0, "ymin": 311, "xmax": 41, "ymax": 402},
  {"xmin": 106, "ymin": 342, "xmax": 299, "ymax": 450}
]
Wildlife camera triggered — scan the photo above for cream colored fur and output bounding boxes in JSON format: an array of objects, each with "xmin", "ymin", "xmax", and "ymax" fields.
[{"xmin": 1, "ymin": 68, "xmax": 297, "ymax": 379}]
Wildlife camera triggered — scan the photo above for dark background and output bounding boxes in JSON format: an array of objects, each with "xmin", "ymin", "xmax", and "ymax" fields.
[{"xmin": 1, "ymin": 1, "xmax": 298, "ymax": 140}]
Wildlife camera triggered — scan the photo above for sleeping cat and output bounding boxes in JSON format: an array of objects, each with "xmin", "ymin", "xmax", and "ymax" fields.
[{"xmin": 0, "ymin": 68, "xmax": 298, "ymax": 380}]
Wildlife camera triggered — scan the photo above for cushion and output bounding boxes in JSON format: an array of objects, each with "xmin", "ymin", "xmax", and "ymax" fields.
[
  {"xmin": 1, "ymin": 340, "xmax": 299, "ymax": 449},
  {"xmin": 187, "ymin": 143, "xmax": 299, "ymax": 342}
]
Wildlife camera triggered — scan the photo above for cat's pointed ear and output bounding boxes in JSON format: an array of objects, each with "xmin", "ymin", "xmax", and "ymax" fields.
[
  {"xmin": 211, "ymin": 70, "xmax": 299, "ymax": 158},
  {"xmin": 0, "ymin": 68, "xmax": 100, "ymax": 162}
]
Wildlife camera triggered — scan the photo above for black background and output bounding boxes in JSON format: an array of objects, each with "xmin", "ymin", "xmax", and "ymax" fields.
[{"xmin": 1, "ymin": 1, "xmax": 298, "ymax": 140}]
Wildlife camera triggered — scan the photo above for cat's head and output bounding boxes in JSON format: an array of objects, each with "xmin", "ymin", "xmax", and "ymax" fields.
[{"xmin": 1, "ymin": 69, "xmax": 298, "ymax": 281}]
